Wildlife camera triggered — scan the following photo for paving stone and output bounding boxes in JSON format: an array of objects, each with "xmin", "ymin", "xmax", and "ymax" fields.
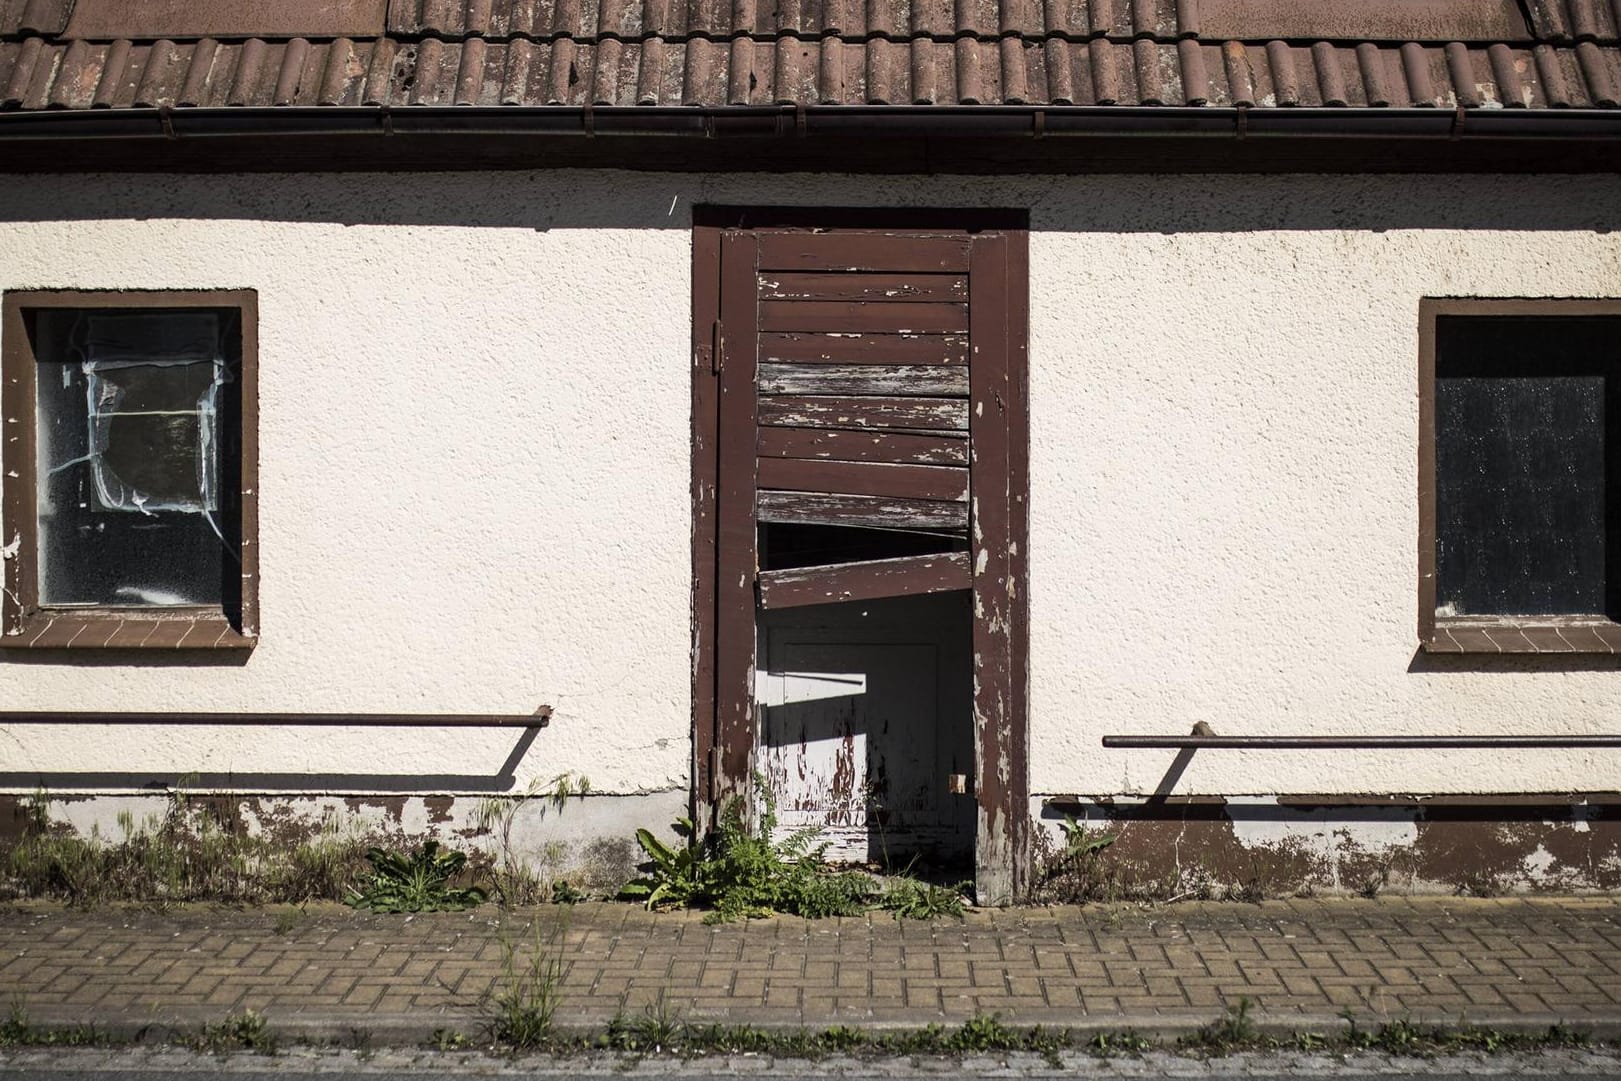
[{"xmin": 1, "ymin": 898, "xmax": 1618, "ymax": 1035}]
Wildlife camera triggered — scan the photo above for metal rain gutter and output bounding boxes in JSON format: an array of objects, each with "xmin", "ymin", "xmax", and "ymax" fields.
[{"xmin": 2, "ymin": 104, "xmax": 1621, "ymax": 143}]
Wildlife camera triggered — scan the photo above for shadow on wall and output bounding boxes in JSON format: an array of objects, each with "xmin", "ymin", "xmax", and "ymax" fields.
[
  {"xmin": 1407, "ymin": 648, "xmax": 1621, "ymax": 673},
  {"xmin": 0, "ymin": 725, "xmax": 542, "ymax": 792},
  {"xmin": 0, "ymin": 174, "xmax": 1617, "ymax": 232}
]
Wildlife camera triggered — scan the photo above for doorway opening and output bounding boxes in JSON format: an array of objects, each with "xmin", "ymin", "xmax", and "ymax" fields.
[{"xmin": 691, "ymin": 208, "xmax": 1029, "ymax": 902}]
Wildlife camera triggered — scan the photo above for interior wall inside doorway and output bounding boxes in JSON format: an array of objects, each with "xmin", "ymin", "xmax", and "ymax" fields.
[{"xmin": 755, "ymin": 590, "xmax": 975, "ymax": 868}]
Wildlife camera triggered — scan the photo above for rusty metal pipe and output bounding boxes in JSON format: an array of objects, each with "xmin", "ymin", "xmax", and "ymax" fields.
[{"xmin": 1104, "ymin": 734, "xmax": 1621, "ymax": 748}]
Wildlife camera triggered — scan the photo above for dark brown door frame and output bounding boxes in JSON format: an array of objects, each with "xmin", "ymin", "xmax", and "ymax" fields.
[{"xmin": 690, "ymin": 206, "xmax": 1030, "ymax": 902}]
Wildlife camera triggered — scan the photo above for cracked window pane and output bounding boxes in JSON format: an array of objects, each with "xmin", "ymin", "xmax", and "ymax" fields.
[{"xmin": 34, "ymin": 309, "xmax": 240, "ymax": 608}]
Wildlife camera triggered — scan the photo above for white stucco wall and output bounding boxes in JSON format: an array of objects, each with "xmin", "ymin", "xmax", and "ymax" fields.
[{"xmin": 2, "ymin": 172, "xmax": 1620, "ymax": 801}]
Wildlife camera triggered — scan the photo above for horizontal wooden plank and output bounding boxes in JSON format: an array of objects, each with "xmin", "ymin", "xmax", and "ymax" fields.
[
  {"xmin": 758, "ymin": 395, "xmax": 969, "ymax": 432},
  {"xmin": 758, "ymin": 272, "xmax": 968, "ymax": 303},
  {"xmin": 756, "ymin": 233, "xmax": 972, "ymax": 274},
  {"xmin": 758, "ymin": 363, "xmax": 969, "ymax": 398},
  {"xmin": 757, "ymin": 427, "xmax": 970, "ymax": 466},
  {"xmin": 757, "ymin": 457, "xmax": 969, "ymax": 502},
  {"xmin": 760, "ymin": 332, "xmax": 969, "ymax": 366},
  {"xmin": 758, "ymin": 551, "xmax": 972, "ymax": 610},
  {"xmin": 757, "ymin": 491, "xmax": 969, "ymax": 532},
  {"xmin": 760, "ymin": 301, "xmax": 968, "ymax": 334}
]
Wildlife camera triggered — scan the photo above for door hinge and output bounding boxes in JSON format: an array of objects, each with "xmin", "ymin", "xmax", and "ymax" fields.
[{"xmin": 712, "ymin": 320, "xmax": 725, "ymax": 375}]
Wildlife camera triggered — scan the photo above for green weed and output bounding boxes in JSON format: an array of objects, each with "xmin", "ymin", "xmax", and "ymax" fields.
[
  {"xmin": 194, "ymin": 1009, "xmax": 276, "ymax": 1055},
  {"xmin": 1085, "ymin": 1028, "xmax": 1154, "ymax": 1057},
  {"xmin": 2, "ymin": 789, "xmax": 371, "ymax": 907},
  {"xmin": 0, "ymin": 1004, "xmax": 102, "ymax": 1049},
  {"xmin": 879, "ymin": 877, "xmax": 969, "ymax": 920},
  {"xmin": 346, "ymin": 841, "xmax": 486, "ymax": 914},
  {"xmin": 473, "ymin": 773, "xmax": 591, "ymax": 907},
  {"xmin": 482, "ymin": 920, "xmax": 566, "ymax": 1051},
  {"xmin": 550, "ymin": 880, "xmax": 586, "ymax": 905},
  {"xmin": 621, "ymin": 776, "xmax": 959, "ymax": 923},
  {"xmin": 1187, "ymin": 996, "xmax": 1259, "ymax": 1052}
]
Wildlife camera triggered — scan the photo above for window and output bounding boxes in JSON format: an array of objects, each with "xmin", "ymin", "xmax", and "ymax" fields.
[
  {"xmin": 2, "ymin": 291, "xmax": 257, "ymax": 648},
  {"xmin": 1420, "ymin": 299, "xmax": 1621, "ymax": 653}
]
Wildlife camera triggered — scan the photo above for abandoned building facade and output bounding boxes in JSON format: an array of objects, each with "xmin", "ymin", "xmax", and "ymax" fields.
[{"xmin": 3, "ymin": 0, "xmax": 1621, "ymax": 900}]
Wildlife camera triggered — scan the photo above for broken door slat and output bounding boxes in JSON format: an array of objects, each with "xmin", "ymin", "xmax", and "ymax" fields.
[
  {"xmin": 760, "ymin": 332, "xmax": 969, "ymax": 366},
  {"xmin": 757, "ymin": 491, "xmax": 970, "ymax": 532},
  {"xmin": 760, "ymin": 301, "xmax": 969, "ymax": 335},
  {"xmin": 757, "ymin": 457, "xmax": 970, "ymax": 503},
  {"xmin": 758, "ymin": 551, "xmax": 972, "ymax": 609},
  {"xmin": 758, "ymin": 272, "xmax": 969, "ymax": 303},
  {"xmin": 755, "ymin": 233, "xmax": 972, "ymax": 274},
  {"xmin": 758, "ymin": 363, "xmax": 969, "ymax": 398},
  {"xmin": 758, "ymin": 395, "xmax": 970, "ymax": 431},
  {"xmin": 756, "ymin": 426, "xmax": 970, "ymax": 466}
]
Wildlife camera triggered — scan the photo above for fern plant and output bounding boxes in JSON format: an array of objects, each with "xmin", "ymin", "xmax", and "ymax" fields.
[{"xmin": 347, "ymin": 841, "xmax": 486, "ymax": 913}]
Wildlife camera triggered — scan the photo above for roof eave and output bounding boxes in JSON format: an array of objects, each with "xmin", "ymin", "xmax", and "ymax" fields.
[{"xmin": 3, "ymin": 104, "xmax": 1620, "ymax": 172}]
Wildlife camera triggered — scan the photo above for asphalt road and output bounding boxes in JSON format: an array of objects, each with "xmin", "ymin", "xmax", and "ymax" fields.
[{"xmin": 6, "ymin": 1049, "xmax": 1621, "ymax": 1079}]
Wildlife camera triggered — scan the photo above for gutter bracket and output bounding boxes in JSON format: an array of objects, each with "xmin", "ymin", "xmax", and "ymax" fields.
[
  {"xmin": 582, "ymin": 102, "xmax": 595, "ymax": 136},
  {"xmin": 380, "ymin": 104, "xmax": 394, "ymax": 136},
  {"xmin": 158, "ymin": 104, "xmax": 177, "ymax": 139},
  {"xmin": 796, "ymin": 102, "xmax": 807, "ymax": 137},
  {"xmin": 1235, "ymin": 102, "xmax": 1248, "ymax": 140},
  {"xmin": 1450, "ymin": 104, "xmax": 1466, "ymax": 139},
  {"xmin": 1033, "ymin": 108, "xmax": 1046, "ymax": 138}
]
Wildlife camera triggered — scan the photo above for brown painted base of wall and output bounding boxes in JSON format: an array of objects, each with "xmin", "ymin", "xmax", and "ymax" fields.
[{"xmin": 1037, "ymin": 795, "xmax": 1621, "ymax": 900}]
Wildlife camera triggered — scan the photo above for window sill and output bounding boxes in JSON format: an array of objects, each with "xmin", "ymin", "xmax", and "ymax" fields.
[
  {"xmin": 1, "ymin": 610, "xmax": 255, "ymax": 650},
  {"xmin": 1424, "ymin": 615, "xmax": 1621, "ymax": 654}
]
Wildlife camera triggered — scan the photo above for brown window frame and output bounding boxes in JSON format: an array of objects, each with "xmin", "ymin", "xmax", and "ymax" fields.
[
  {"xmin": 1419, "ymin": 297, "xmax": 1621, "ymax": 654},
  {"xmin": 2, "ymin": 289, "xmax": 258, "ymax": 650}
]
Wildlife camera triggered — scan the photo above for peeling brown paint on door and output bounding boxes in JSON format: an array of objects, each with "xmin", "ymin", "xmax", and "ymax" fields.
[{"xmin": 691, "ymin": 208, "xmax": 1030, "ymax": 900}]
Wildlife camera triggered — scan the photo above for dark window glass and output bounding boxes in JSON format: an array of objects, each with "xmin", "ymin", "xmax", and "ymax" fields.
[
  {"xmin": 1435, "ymin": 316, "xmax": 1621, "ymax": 618},
  {"xmin": 33, "ymin": 309, "xmax": 241, "ymax": 608}
]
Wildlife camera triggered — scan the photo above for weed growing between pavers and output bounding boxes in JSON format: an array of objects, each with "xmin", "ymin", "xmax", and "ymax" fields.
[
  {"xmin": 346, "ymin": 841, "xmax": 487, "ymax": 914},
  {"xmin": 1174, "ymin": 999, "xmax": 1595, "ymax": 1059},
  {"xmin": 459, "ymin": 1008, "xmax": 1601, "ymax": 1062},
  {"xmin": 188, "ymin": 1009, "xmax": 278, "ymax": 1056},
  {"xmin": 621, "ymin": 777, "xmax": 969, "ymax": 923},
  {"xmin": 1, "ymin": 1001, "xmax": 1606, "ymax": 1063},
  {"xmin": 0, "ymin": 1005, "xmax": 104, "ymax": 1049},
  {"xmin": 479, "ymin": 918, "xmax": 567, "ymax": 1050}
]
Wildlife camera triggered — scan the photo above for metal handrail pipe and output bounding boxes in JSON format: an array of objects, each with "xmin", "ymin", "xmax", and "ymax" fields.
[
  {"xmin": 0, "ymin": 711, "xmax": 550, "ymax": 727},
  {"xmin": 1103, "ymin": 734, "xmax": 1621, "ymax": 749}
]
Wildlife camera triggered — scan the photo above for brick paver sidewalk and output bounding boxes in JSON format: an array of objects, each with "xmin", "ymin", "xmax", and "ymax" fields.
[{"xmin": 2, "ymin": 897, "xmax": 1618, "ymax": 1043}]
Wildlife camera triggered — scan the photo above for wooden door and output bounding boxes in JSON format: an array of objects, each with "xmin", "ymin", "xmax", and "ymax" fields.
[{"xmin": 692, "ymin": 211, "xmax": 1029, "ymax": 902}]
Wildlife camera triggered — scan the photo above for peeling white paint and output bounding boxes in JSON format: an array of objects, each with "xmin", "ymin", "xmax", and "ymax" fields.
[
  {"xmin": 1228, "ymin": 798, "xmax": 1420, "ymax": 854},
  {"xmin": 1522, "ymin": 844, "xmax": 1557, "ymax": 877}
]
